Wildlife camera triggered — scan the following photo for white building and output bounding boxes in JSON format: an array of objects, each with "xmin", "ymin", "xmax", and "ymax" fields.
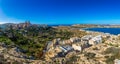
[
  {"xmin": 59, "ymin": 45, "xmax": 73, "ymax": 53},
  {"xmin": 70, "ymin": 37, "xmax": 81, "ymax": 43},
  {"xmin": 89, "ymin": 35, "xmax": 102, "ymax": 45},
  {"xmin": 81, "ymin": 35, "xmax": 93, "ymax": 41},
  {"xmin": 72, "ymin": 44, "xmax": 82, "ymax": 51},
  {"xmin": 58, "ymin": 41, "xmax": 65, "ymax": 45},
  {"xmin": 114, "ymin": 59, "xmax": 120, "ymax": 64}
]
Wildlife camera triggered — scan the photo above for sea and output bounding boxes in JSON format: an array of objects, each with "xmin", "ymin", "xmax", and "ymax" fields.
[
  {"xmin": 84, "ymin": 28, "xmax": 120, "ymax": 35},
  {"xmin": 48, "ymin": 24, "xmax": 72, "ymax": 27}
]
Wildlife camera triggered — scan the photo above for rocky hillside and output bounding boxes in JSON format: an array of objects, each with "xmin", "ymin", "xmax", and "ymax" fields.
[{"xmin": 65, "ymin": 43, "xmax": 120, "ymax": 64}]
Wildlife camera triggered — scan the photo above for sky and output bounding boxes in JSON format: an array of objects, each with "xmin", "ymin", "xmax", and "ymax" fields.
[{"xmin": 0, "ymin": 0, "xmax": 120, "ymax": 24}]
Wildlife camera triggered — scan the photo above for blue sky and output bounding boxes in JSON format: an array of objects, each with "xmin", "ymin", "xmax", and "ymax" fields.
[{"xmin": 0, "ymin": 0, "xmax": 120, "ymax": 24}]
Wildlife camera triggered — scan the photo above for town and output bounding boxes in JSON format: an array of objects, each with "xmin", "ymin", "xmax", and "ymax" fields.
[{"xmin": 44, "ymin": 35, "xmax": 102, "ymax": 59}]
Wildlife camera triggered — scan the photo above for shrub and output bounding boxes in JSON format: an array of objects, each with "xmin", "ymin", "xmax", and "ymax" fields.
[{"xmin": 84, "ymin": 52, "xmax": 96, "ymax": 59}]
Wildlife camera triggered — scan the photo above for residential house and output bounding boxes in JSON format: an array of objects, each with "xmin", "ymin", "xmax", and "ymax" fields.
[
  {"xmin": 114, "ymin": 59, "xmax": 120, "ymax": 64},
  {"xmin": 81, "ymin": 35, "xmax": 93, "ymax": 41},
  {"xmin": 80, "ymin": 41, "xmax": 90, "ymax": 49},
  {"xmin": 58, "ymin": 40, "xmax": 72, "ymax": 45},
  {"xmin": 64, "ymin": 40, "xmax": 72, "ymax": 44},
  {"xmin": 59, "ymin": 45, "xmax": 73, "ymax": 53},
  {"xmin": 72, "ymin": 44, "xmax": 82, "ymax": 52},
  {"xmin": 70, "ymin": 37, "xmax": 81, "ymax": 43},
  {"xmin": 89, "ymin": 35, "xmax": 102, "ymax": 45},
  {"xmin": 58, "ymin": 41, "xmax": 65, "ymax": 45}
]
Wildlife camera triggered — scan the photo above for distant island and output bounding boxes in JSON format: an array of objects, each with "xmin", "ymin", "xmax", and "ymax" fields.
[{"xmin": 72, "ymin": 24, "xmax": 120, "ymax": 28}]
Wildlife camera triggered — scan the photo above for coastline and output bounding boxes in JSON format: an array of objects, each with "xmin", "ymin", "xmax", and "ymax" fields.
[{"xmin": 79, "ymin": 28, "xmax": 119, "ymax": 36}]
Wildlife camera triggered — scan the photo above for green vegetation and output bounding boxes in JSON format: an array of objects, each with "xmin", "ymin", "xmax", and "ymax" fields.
[
  {"xmin": 0, "ymin": 23, "xmax": 88, "ymax": 59},
  {"xmin": 0, "ymin": 25, "xmax": 87, "ymax": 59},
  {"xmin": 0, "ymin": 36, "xmax": 13, "ymax": 45},
  {"xmin": 84, "ymin": 52, "xmax": 96, "ymax": 59}
]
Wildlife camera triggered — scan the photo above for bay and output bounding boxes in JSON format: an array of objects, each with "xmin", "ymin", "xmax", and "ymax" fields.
[{"xmin": 84, "ymin": 28, "xmax": 120, "ymax": 35}]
